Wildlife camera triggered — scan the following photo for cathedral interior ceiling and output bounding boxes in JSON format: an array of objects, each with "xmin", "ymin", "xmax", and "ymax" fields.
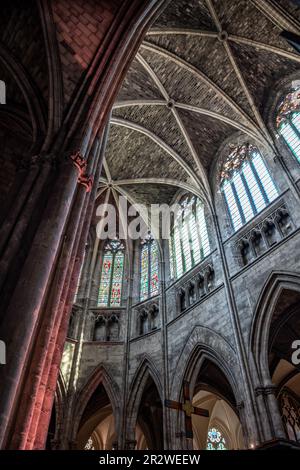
[{"xmin": 100, "ymin": 0, "xmax": 300, "ymax": 206}]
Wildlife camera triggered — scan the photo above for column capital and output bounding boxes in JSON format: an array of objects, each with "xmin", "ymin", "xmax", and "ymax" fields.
[{"xmin": 255, "ymin": 385, "xmax": 277, "ymax": 397}]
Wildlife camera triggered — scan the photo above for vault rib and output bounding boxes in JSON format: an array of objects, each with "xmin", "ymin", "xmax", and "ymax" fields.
[
  {"xmin": 135, "ymin": 53, "xmax": 211, "ymax": 196},
  {"xmin": 114, "ymin": 177, "xmax": 202, "ymax": 199},
  {"xmin": 250, "ymin": 0, "xmax": 300, "ymax": 34},
  {"xmin": 145, "ymin": 28, "xmax": 300, "ymax": 64},
  {"xmin": 110, "ymin": 117, "xmax": 204, "ymax": 191},
  {"xmin": 113, "ymin": 100, "xmax": 269, "ymax": 147},
  {"xmin": 136, "ymin": 53, "xmax": 169, "ymax": 101},
  {"xmin": 205, "ymin": 0, "xmax": 274, "ymax": 147},
  {"xmin": 140, "ymin": 41, "xmax": 266, "ymax": 139},
  {"xmin": 103, "ymin": 158, "xmax": 112, "ymax": 183}
]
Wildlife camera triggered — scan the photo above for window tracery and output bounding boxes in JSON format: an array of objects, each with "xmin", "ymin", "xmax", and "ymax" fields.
[
  {"xmin": 277, "ymin": 86, "xmax": 300, "ymax": 162},
  {"xmin": 220, "ymin": 144, "xmax": 278, "ymax": 231}
]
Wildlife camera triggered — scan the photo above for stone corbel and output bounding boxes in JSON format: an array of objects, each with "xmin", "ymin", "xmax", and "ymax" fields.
[{"xmin": 70, "ymin": 151, "xmax": 93, "ymax": 192}]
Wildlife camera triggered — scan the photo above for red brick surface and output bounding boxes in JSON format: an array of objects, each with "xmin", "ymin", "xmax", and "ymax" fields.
[{"xmin": 52, "ymin": 0, "xmax": 122, "ymax": 103}]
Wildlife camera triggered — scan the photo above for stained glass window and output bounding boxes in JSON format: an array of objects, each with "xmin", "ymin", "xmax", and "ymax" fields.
[
  {"xmin": 84, "ymin": 436, "xmax": 95, "ymax": 450},
  {"xmin": 170, "ymin": 196, "xmax": 210, "ymax": 280},
  {"xmin": 140, "ymin": 234, "xmax": 159, "ymax": 301},
  {"xmin": 220, "ymin": 144, "xmax": 278, "ymax": 232},
  {"xmin": 279, "ymin": 389, "xmax": 300, "ymax": 442},
  {"xmin": 206, "ymin": 427, "xmax": 227, "ymax": 450},
  {"xmin": 277, "ymin": 86, "xmax": 300, "ymax": 162},
  {"xmin": 97, "ymin": 240, "xmax": 125, "ymax": 307}
]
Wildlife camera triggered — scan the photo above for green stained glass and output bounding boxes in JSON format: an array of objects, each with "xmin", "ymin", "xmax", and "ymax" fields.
[
  {"xmin": 97, "ymin": 240, "xmax": 125, "ymax": 307},
  {"xmin": 206, "ymin": 428, "xmax": 227, "ymax": 450},
  {"xmin": 98, "ymin": 251, "xmax": 113, "ymax": 306},
  {"xmin": 140, "ymin": 244, "xmax": 149, "ymax": 302},
  {"xmin": 150, "ymin": 241, "xmax": 159, "ymax": 296},
  {"xmin": 140, "ymin": 236, "xmax": 159, "ymax": 301},
  {"xmin": 110, "ymin": 251, "xmax": 124, "ymax": 307}
]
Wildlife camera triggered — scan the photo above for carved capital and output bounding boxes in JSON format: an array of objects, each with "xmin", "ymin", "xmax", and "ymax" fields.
[{"xmin": 255, "ymin": 385, "xmax": 277, "ymax": 397}]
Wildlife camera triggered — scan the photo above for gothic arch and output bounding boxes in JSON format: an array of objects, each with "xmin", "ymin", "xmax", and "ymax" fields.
[
  {"xmin": 0, "ymin": 42, "xmax": 47, "ymax": 147},
  {"xmin": 206, "ymin": 418, "xmax": 233, "ymax": 450},
  {"xmin": 38, "ymin": 0, "xmax": 64, "ymax": 151},
  {"xmin": 250, "ymin": 270, "xmax": 300, "ymax": 383},
  {"xmin": 71, "ymin": 364, "xmax": 121, "ymax": 442},
  {"xmin": 170, "ymin": 326, "xmax": 240, "ymax": 403},
  {"xmin": 126, "ymin": 356, "xmax": 163, "ymax": 439},
  {"xmin": 52, "ymin": 370, "xmax": 66, "ymax": 445}
]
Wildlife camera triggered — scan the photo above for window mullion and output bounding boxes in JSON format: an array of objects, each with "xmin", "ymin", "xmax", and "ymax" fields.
[
  {"xmin": 171, "ymin": 236, "xmax": 177, "ymax": 279},
  {"xmin": 187, "ymin": 213, "xmax": 195, "ymax": 267},
  {"xmin": 194, "ymin": 207, "xmax": 203, "ymax": 261},
  {"xmin": 108, "ymin": 252, "xmax": 115, "ymax": 307},
  {"xmin": 290, "ymin": 116, "xmax": 300, "ymax": 140},
  {"xmin": 230, "ymin": 181, "xmax": 246, "ymax": 225},
  {"xmin": 240, "ymin": 172, "xmax": 257, "ymax": 215},
  {"xmin": 148, "ymin": 244, "xmax": 151, "ymax": 297},
  {"xmin": 179, "ymin": 222, "xmax": 186, "ymax": 273},
  {"xmin": 249, "ymin": 159, "xmax": 269, "ymax": 204}
]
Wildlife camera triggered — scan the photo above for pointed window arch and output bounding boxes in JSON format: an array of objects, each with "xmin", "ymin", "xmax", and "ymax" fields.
[
  {"xmin": 206, "ymin": 427, "xmax": 227, "ymax": 450},
  {"xmin": 220, "ymin": 144, "xmax": 278, "ymax": 232},
  {"xmin": 140, "ymin": 234, "xmax": 159, "ymax": 301},
  {"xmin": 277, "ymin": 86, "xmax": 300, "ymax": 162},
  {"xmin": 98, "ymin": 239, "xmax": 125, "ymax": 307},
  {"xmin": 169, "ymin": 195, "xmax": 210, "ymax": 280}
]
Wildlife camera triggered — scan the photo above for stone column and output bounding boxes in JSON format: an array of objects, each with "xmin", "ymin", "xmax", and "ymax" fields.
[{"xmin": 0, "ymin": 154, "xmax": 78, "ymax": 448}]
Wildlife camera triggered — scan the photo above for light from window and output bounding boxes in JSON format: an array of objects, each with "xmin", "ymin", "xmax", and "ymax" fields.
[
  {"xmin": 169, "ymin": 196, "xmax": 210, "ymax": 280},
  {"xmin": 220, "ymin": 144, "xmax": 278, "ymax": 232},
  {"xmin": 98, "ymin": 240, "xmax": 125, "ymax": 307}
]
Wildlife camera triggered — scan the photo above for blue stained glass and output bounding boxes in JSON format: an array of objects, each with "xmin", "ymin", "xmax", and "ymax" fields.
[
  {"xmin": 277, "ymin": 86, "xmax": 300, "ymax": 162},
  {"xmin": 206, "ymin": 428, "xmax": 227, "ymax": 451},
  {"xmin": 232, "ymin": 172, "xmax": 254, "ymax": 222},
  {"xmin": 223, "ymin": 181, "xmax": 243, "ymax": 231},
  {"xmin": 242, "ymin": 162, "xmax": 266, "ymax": 212},
  {"xmin": 97, "ymin": 240, "xmax": 125, "ymax": 307},
  {"xmin": 150, "ymin": 242, "xmax": 159, "ymax": 296},
  {"xmin": 221, "ymin": 145, "xmax": 278, "ymax": 232},
  {"xmin": 140, "ymin": 244, "xmax": 149, "ymax": 301}
]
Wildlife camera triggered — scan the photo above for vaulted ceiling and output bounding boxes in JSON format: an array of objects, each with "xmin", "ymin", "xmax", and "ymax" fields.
[{"xmin": 101, "ymin": 0, "xmax": 300, "ymax": 207}]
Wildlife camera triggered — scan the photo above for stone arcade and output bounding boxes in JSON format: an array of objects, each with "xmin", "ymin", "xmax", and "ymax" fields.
[{"xmin": 0, "ymin": 0, "xmax": 300, "ymax": 451}]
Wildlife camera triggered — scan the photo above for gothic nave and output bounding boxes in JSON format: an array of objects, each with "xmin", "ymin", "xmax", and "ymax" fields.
[{"xmin": 0, "ymin": 0, "xmax": 300, "ymax": 458}]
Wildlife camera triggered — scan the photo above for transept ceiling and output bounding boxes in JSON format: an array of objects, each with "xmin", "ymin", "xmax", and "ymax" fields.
[{"xmin": 101, "ymin": 0, "xmax": 300, "ymax": 207}]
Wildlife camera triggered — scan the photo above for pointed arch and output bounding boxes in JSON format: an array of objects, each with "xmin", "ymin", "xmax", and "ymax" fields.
[
  {"xmin": 53, "ymin": 370, "xmax": 66, "ymax": 444},
  {"xmin": 126, "ymin": 356, "xmax": 163, "ymax": 437},
  {"xmin": 0, "ymin": 42, "xmax": 47, "ymax": 146},
  {"xmin": 250, "ymin": 270, "xmax": 300, "ymax": 381},
  {"xmin": 71, "ymin": 364, "xmax": 121, "ymax": 442},
  {"xmin": 170, "ymin": 326, "xmax": 240, "ymax": 403}
]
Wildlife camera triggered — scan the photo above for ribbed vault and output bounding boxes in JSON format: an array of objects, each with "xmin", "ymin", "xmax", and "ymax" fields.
[{"xmin": 101, "ymin": 0, "xmax": 300, "ymax": 208}]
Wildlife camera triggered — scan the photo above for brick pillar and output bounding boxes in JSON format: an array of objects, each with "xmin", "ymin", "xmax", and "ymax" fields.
[{"xmin": 0, "ymin": 0, "xmax": 168, "ymax": 450}]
